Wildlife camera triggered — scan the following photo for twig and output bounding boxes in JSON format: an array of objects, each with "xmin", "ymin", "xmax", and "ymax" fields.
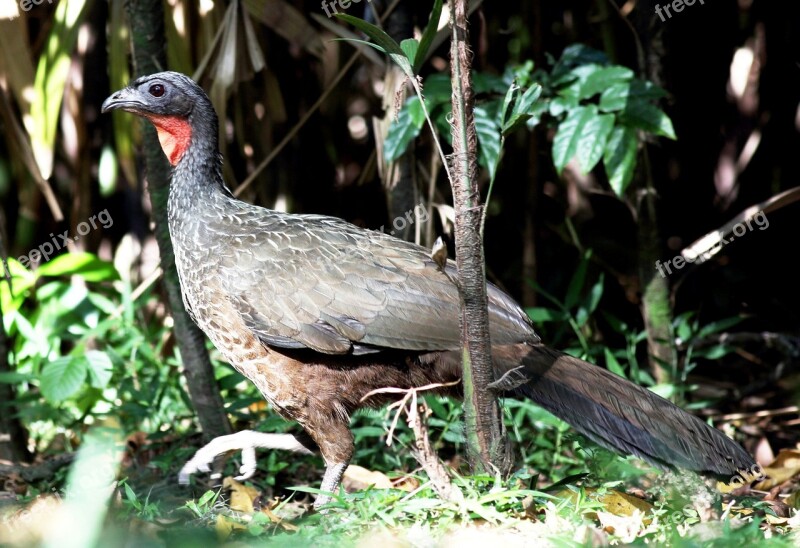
[{"xmin": 360, "ymin": 381, "xmax": 463, "ymax": 502}]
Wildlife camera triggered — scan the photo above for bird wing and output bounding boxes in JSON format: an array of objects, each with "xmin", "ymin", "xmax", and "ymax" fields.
[{"xmin": 213, "ymin": 207, "xmax": 538, "ymax": 355}]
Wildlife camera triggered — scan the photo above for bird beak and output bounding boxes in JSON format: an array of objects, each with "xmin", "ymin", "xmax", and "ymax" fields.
[{"xmin": 101, "ymin": 87, "xmax": 145, "ymax": 114}]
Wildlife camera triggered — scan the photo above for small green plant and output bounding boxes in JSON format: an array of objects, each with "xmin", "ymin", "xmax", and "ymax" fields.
[
  {"xmin": 119, "ymin": 478, "xmax": 161, "ymax": 521},
  {"xmin": 183, "ymin": 488, "xmax": 222, "ymax": 519}
]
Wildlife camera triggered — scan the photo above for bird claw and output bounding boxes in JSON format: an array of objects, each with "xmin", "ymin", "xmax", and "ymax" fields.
[
  {"xmin": 178, "ymin": 434, "xmax": 249, "ymax": 484},
  {"xmin": 178, "ymin": 431, "xmax": 315, "ymax": 485},
  {"xmin": 233, "ymin": 446, "xmax": 257, "ymax": 481}
]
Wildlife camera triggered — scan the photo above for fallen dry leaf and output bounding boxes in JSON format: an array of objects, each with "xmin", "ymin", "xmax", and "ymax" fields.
[
  {"xmin": 223, "ymin": 477, "xmax": 260, "ymax": 514},
  {"xmin": 755, "ymin": 449, "xmax": 800, "ymax": 490},
  {"xmin": 342, "ymin": 465, "xmax": 393, "ymax": 492}
]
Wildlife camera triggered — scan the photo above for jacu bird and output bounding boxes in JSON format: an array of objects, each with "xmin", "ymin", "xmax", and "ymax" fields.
[{"xmin": 102, "ymin": 71, "xmax": 761, "ymax": 509}]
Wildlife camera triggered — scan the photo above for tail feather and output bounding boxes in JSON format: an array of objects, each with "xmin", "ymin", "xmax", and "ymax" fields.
[{"xmin": 493, "ymin": 343, "xmax": 756, "ymax": 480}]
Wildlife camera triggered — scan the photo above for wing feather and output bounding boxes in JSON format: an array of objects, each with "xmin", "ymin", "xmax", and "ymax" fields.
[{"xmin": 213, "ymin": 206, "xmax": 539, "ymax": 354}]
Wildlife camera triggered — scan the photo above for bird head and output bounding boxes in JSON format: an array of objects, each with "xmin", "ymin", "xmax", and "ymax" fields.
[{"xmin": 102, "ymin": 71, "xmax": 217, "ymax": 166}]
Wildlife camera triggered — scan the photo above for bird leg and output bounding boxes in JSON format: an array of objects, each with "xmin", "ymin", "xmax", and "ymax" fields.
[
  {"xmin": 314, "ymin": 462, "xmax": 349, "ymax": 508},
  {"xmin": 307, "ymin": 420, "xmax": 355, "ymax": 510},
  {"xmin": 178, "ymin": 430, "xmax": 315, "ymax": 484}
]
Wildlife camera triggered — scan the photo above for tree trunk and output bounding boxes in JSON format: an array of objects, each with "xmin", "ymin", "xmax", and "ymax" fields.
[
  {"xmin": 449, "ymin": 0, "xmax": 510, "ymax": 474},
  {"xmin": 124, "ymin": 0, "xmax": 231, "ymax": 439}
]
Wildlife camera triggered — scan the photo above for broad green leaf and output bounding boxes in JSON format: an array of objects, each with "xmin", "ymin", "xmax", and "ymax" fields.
[
  {"xmin": 421, "ymin": 73, "xmax": 452, "ymax": 104},
  {"xmin": 551, "ymin": 44, "xmax": 608, "ymax": 82},
  {"xmin": 335, "ymin": 14, "xmax": 413, "ymax": 77},
  {"xmin": 474, "ymin": 105, "xmax": 502, "ymax": 179},
  {"xmin": 576, "ymin": 110, "xmax": 614, "ymax": 173},
  {"xmin": 400, "ymin": 39, "xmax": 419, "ymax": 66},
  {"xmin": 40, "ymin": 357, "xmax": 87, "ymax": 402},
  {"xmin": 599, "ymin": 80, "xmax": 667, "ymax": 112},
  {"xmin": 384, "ymin": 107, "xmax": 423, "ymax": 163},
  {"xmin": 620, "ymin": 100, "xmax": 676, "ymax": 139},
  {"xmin": 580, "ymin": 66, "xmax": 634, "ymax": 99},
  {"xmin": 86, "ymin": 350, "xmax": 113, "ymax": 389},
  {"xmin": 552, "ymin": 106, "xmax": 597, "ymax": 174},
  {"xmin": 414, "ymin": 0, "xmax": 443, "ymax": 71},
  {"xmin": 549, "ymin": 95, "xmax": 578, "ymax": 118},
  {"xmin": 406, "ymin": 95, "xmax": 426, "ymax": 127},
  {"xmin": 604, "ymin": 126, "xmax": 638, "ymax": 195},
  {"xmin": 36, "ymin": 252, "xmax": 118, "ymax": 282}
]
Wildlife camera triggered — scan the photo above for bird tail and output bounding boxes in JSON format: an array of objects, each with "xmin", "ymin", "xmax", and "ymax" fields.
[{"xmin": 490, "ymin": 343, "xmax": 759, "ymax": 482}]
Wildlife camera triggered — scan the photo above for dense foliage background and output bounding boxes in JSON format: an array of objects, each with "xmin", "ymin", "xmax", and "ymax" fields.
[{"xmin": 0, "ymin": 0, "xmax": 799, "ymax": 544}]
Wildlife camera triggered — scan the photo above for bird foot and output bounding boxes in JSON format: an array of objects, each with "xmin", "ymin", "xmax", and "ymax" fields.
[{"xmin": 178, "ymin": 430, "xmax": 314, "ymax": 485}]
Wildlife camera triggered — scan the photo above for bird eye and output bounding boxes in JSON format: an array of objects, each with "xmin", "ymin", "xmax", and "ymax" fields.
[{"xmin": 149, "ymin": 84, "xmax": 165, "ymax": 97}]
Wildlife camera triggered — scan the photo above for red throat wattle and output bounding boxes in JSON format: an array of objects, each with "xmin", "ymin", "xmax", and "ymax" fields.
[{"xmin": 146, "ymin": 114, "xmax": 192, "ymax": 166}]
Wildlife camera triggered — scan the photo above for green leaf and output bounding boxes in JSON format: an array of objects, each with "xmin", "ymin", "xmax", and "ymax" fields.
[
  {"xmin": 551, "ymin": 45, "xmax": 608, "ymax": 82},
  {"xmin": 502, "ymin": 84, "xmax": 542, "ymax": 135},
  {"xmin": 500, "ymin": 82, "xmax": 520, "ymax": 130},
  {"xmin": 548, "ymin": 95, "xmax": 578, "ymax": 118},
  {"xmin": 414, "ymin": 0, "xmax": 443, "ymax": 71},
  {"xmin": 40, "ymin": 357, "xmax": 88, "ymax": 402},
  {"xmin": 400, "ymin": 39, "xmax": 419, "ymax": 66},
  {"xmin": 694, "ymin": 344, "xmax": 735, "ymax": 360},
  {"xmin": 697, "ymin": 316, "xmax": 745, "ymax": 339},
  {"xmin": 473, "ymin": 72, "xmax": 507, "ymax": 94},
  {"xmin": 197, "ymin": 489, "xmax": 218, "ymax": 507},
  {"xmin": 335, "ymin": 14, "xmax": 413, "ymax": 77},
  {"xmin": 619, "ymin": 100, "xmax": 676, "ymax": 139},
  {"xmin": 585, "ymin": 273, "xmax": 605, "ymax": 316},
  {"xmin": 603, "ymin": 126, "xmax": 638, "ymax": 196},
  {"xmin": 580, "ymin": 66, "xmax": 634, "ymax": 100},
  {"xmin": 30, "ymin": 0, "xmax": 92, "ymax": 178},
  {"xmin": 599, "ymin": 80, "xmax": 667, "ymax": 112},
  {"xmin": 604, "ymin": 348, "xmax": 627, "ymax": 378},
  {"xmin": 576, "ymin": 109, "xmax": 614, "ymax": 173},
  {"xmin": 552, "ymin": 106, "xmax": 595, "ymax": 173},
  {"xmin": 406, "ymin": 95, "xmax": 426, "ymax": 127},
  {"xmin": 0, "ymin": 371, "xmax": 34, "ymax": 384},
  {"xmin": 124, "ymin": 482, "xmax": 138, "ymax": 503},
  {"xmin": 36, "ymin": 252, "xmax": 119, "ymax": 282},
  {"xmin": 86, "ymin": 350, "xmax": 113, "ymax": 389},
  {"xmin": 384, "ymin": 106, "xmax": 423, "ymax": 163},
  {"xmin": 474, "ymin": 105, "xmax": 502, "ymax": 180},
  {"xmin": 421, "ymin": 73, "xmax": 452, "ymax": 104},
  {"xmin": 565, "ymin": 251, "xmax": 592, "ymax": 310},
  {"xmin": 526, "ymin": 308, "xmax": 567, "ymax": 323}
]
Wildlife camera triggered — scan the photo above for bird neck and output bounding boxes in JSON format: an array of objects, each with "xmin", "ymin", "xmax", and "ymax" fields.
[{"xmin": 167, "ymin": 110, "xmax": 233, "ymax": 213}]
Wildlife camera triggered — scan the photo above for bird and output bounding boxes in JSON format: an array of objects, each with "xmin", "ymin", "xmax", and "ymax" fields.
[{"xmin": 102, "ymin": 71, "xmax": 761, "ymax": 509}]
